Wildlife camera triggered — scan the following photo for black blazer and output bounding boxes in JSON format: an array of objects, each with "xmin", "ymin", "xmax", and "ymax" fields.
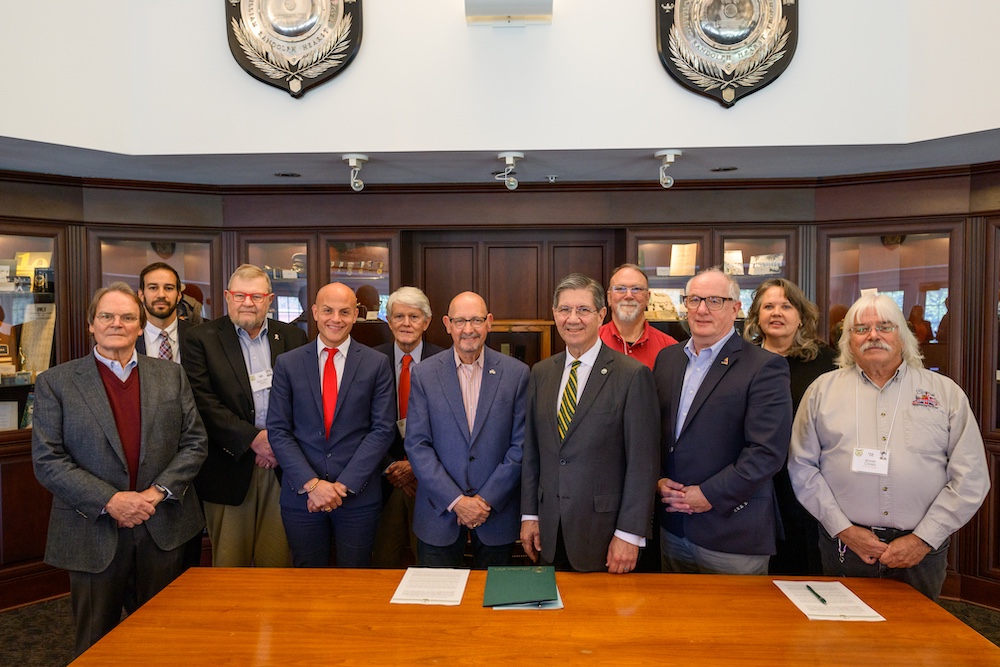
[
  {"xmin": 373, "ymin": 340, "xmax": 445, "ymax": 464},
  {"xmin": 182, "ymin": 316, "xmax": 307, "ymax": 506}
]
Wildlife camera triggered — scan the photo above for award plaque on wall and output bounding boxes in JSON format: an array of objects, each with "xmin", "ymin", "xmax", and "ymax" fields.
[
  {"xmin": 656, "ymin": 0, "xmax": 798, "ymax": 107},
  {"xmin": 226, "ymin": 0, "xmax": 363, "ymax": 98}
]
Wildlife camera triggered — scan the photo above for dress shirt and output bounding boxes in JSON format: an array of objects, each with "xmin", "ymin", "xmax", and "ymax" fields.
[
  {"xmin": 93, "ymin": 347, "xmax": 138, "ymax": 382},
  {"xmin": 142, "ymin": 318, "xmax": 180, "ymax": 363},
  {"xmin": 317, "ymin": 336, "xmax": 350, "ymax": 393},
  {"xmin": 676, "ymin": 329, "xmax": 736, "ymax": 440},
  {"xmin": 598, "ymin": 320, "xmax": 677, "ymax": 369},
  {"xmin": 448, "ymin": 348, "xmax": 484, "ymax": 512},
  {"xmin": 393, "ymin": 340, "xmax": 425, "ymax": 389},
  {"xmin": 789, "ymin": 363, "xmax": 990, "ymax": 549},
  {"xmin": 235, "ymin": 321, "xmax": 272, "ymax": 430}
]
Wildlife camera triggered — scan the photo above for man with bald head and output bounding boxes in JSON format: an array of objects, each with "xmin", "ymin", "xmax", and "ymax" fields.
[
  {"xmin": 267, "ymin": 282, "xmax": 396, "ymax": 567},
  {"xmin": 405, "ymin": 291, "xmax": 529, "ymax": 567}
]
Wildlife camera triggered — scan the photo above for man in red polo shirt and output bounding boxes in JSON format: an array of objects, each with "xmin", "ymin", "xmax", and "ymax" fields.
[{"xmin": 599, "ymin": 263, "xmax": 677, "ymax": 369}]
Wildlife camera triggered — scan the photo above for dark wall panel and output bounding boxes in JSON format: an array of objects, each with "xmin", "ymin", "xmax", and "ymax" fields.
[{"xmin": 487, "ymin": 246, "xmax": 540, "ymax": 320}]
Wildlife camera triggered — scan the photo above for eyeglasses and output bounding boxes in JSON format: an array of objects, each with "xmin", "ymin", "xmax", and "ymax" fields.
[
  {"xmin": 681, "ymin": 295, "xmax": 734, "ymax": 311},
  {"xmin": 229, "ymin": 292, "xmax": 270, "ymax": 304},
  {"xmin": 554, "ymin": 306, "xmax": 599, "ymax": 318},
  {"xmin": 449, "ymin": 317, "xmax": 487, "ymax": 329},
  {"xmin": 609, "ymin": 286, "xmax": 648, "ymax": 295},
  {"xmin": 94, "ymin": 312, "xmax": 140, "ymax": 324},
  {"xmin": 391, "ymin": 313, "xmax": 427, "ymax": 324},
  {"xmin": 849, "ymin": 324, "xmax": 898, "ymax": 335}
]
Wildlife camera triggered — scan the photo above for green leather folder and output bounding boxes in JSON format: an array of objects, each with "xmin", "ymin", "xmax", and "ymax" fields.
[{"xmin": 483, "ymin": 565, "xmax": 558, "ymax": 607}]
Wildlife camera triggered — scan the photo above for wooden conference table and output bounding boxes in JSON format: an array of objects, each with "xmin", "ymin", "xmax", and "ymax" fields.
[{"xmin": 73, "ymin": 568, "xmax": 999, "ymax": 665}]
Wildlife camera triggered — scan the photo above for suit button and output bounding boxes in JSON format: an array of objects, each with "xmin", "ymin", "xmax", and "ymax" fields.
[
  {"xmin": 559, "ymin": 459, "xmax": 566, "ymax": 466},
  {"xmin": 469, "ymin": 456, "xmax": 475, "ymax": 462},
  {"xmin": 669, "ymin": 447, "xmax": 674, "ymax": 453},
  {"xmin": 466, "ymin": 488, "xmax": 473, "ymax": 494}
]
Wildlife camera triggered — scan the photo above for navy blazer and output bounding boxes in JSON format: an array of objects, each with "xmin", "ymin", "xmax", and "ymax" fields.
[
  {"xmin": 267, "ymin": 339, "xmax": 396, "ymax": 509},
  {"xmin": 405, "ymin": 346, "xmax": 529, "ymax": 547},
  {"xmin": 653, "ymin": 333, "xmax": 792, "ymax": 556}
]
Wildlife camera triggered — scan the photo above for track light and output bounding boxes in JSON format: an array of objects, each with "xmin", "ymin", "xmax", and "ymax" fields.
[
  {"xmin": 342, "ymin": 153, "xmax": 368, "ymax": 192},
  {"xmin": 655, "ymin": 149, "xmax": 683, "ymax": 189},
  {"xmin": 495, "ymin": 151, "xmax": 523, "ymax": 190}
]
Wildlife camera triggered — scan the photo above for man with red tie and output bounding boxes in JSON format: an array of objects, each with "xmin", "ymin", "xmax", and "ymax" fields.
[
  {"xmin": 267, "ymin": 282, "xmax": 396, "ymax": 567},
  {"xmin": 372, "ymin": 287, "xmax": 444, "ymax": 567}
]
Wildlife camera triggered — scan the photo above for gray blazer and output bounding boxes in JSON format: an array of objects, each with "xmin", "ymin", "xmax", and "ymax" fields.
[
  {"xmin": 32, "ymin": 353, "xmax": 207, "ymax": 574},
  {"xmin": 522, "ymin": 344, "xmax": 660, "ymax": 572}
]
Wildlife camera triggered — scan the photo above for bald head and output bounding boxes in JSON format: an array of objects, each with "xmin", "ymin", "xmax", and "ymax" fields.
[
  {"xmin": 444, "ymin": 291, "xmax": 492, "ymax": 364},
  {"xmin": 313, "ymin": 282, "xmax": 358, "ymax": 348}
]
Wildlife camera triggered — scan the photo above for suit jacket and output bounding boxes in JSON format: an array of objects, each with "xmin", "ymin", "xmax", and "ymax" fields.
[
  {"xmin": 373, "ymin": 340, "xmax": 446, "ymax": 465},
  {"xmin": 267, "ymin": 339, "xmax": 396, "ymax": 510},
  {"xmin": 404, "ymin": 346, "xmax": 529, "ymax": 547},
  {"xmin": 182, "ymin": 316, "xmax": 307, "ymax": 506},
  {"xmin": 32, "ymin": 354, "xmax": 207, "ymax": 574},
  {"xmin": 653, "ymin": 333, "xmax": 792, "ymax": 555},
  {"xmin": 135, "ymin": 318, "xmax": 191, "ymax": 362},
  {"xmin": 521, "ymin": 344, "xmax": 660, "ymax": 572}
]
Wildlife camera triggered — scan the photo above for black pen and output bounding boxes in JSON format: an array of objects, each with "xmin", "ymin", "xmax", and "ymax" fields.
[{"xmin": 806, "ymin": 585, "xmax": 827, "ymax": 605}]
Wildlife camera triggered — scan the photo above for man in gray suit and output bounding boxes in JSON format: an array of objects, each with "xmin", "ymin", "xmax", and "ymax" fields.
[
  {"xmin": 32, "ymin": 283, "xmax": 206, "ymax": 656},
  {"xmin": 521, "ymin": 273, "xmax": 659, "ymax": 573}
]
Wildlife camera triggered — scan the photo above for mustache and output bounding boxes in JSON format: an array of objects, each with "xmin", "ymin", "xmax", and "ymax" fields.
[{"xmin": 861, "ymin": 341, "xmax": 892, "ymax": 352}]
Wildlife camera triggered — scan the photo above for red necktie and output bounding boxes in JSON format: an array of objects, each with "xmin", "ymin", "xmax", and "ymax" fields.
[
  {"xmin": 323, "ymin": 347, "xmax": 339, "ymax": 438},
  {"xmin": 399, "ymin": 354, "xmax": 413, "ymax": 419}
]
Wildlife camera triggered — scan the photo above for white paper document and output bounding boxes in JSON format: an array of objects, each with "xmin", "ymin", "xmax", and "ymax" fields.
[
  {"xmin": 391, "ymin": 567, "xmax": 471, "ymax": 606},
  {"xmin": 773, "ymin": 580, "xmax": 885, "ymax": 621}
]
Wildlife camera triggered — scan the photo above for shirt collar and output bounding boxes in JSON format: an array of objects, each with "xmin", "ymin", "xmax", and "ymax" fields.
[
  {"xmin": 93, "ymin": 346, "xmax": 138, "ymax": 371},
  {"xmin": 317, "ymin": 336, "xmax": 352, "ymax": 356},
  {"xmin": 683, "ymin": 328, "xmax": 735, "ymax": 363},
  {"xmin": 453, "ymin": 348, "xmax": 485, "ymax": 369},
  {"xmin": 234, "ymin": 319, "xmax": 269, "ymax": 342},
  {"xmin": 566, "ymin": 339, "xmax": 602, "ymax": 368},
  {"xmin": 144, "ymin": 317, "xmax": 178, "ymax": 339},
  {"xmin": 395, "ymin": 341, "xmax": 423, "ymax": 365}
]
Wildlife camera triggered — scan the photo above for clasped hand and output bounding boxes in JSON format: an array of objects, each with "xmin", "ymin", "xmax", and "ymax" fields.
[
  {"xmin": 306, "ymin": 479, "xmax": 348, "ymax": 513},
  {"xmin": 454, "ymin": 495, "xmax": 490, "ymax": 529},
  {"xmin": 658, "ymin": 477, "xmax": 712, "ymax": 514}
]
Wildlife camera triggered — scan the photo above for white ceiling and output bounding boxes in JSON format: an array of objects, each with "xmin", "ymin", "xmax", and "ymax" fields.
[{"xmin": 2, "ymin": 128, "xmax": 998, "ymax": 189}]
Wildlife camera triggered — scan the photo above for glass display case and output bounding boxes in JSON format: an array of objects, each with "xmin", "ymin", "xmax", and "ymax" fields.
[
  {"xmin": 246, "ymin": 241, "xmax": 309, "ymax": 325},
  {"xmin": 718, "ymin": 235, "xmax": 792, "ymax": 315},
  {"xmin": 0, "ymin": 233, "xmax": 57, "ymax": 431},
  {"xmin": 328, "ymin": 241, "xmax": 391, "ymax": 320}
]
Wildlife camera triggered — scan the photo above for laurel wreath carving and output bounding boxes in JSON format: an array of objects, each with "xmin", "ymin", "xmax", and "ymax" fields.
[
  {"xmin": 231, "ymin": 12, "xmax": 353, "ymax": 83},
  {"xmin": 668, "ymin": 16, "xmax": 789, "ymax": 93}
]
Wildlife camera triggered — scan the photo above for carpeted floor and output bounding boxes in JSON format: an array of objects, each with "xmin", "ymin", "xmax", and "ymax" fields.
[{"xmin": 2, "ymin": 594, "xmax": 998, "ymax": 666}]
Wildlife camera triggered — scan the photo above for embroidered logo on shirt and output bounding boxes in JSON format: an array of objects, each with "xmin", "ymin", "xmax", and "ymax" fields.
[{"xmin": 912, "ymin": 388, "xmax": 939, "ymax": 408}]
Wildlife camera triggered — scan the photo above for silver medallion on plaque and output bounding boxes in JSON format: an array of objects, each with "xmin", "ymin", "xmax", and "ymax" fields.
[
  {"xmin": 225, "ymin": 0, "xmax": 362, "ymax": 98},
  {"xmin": 656, "ymin": 1, "xmax": 797, "ymax": 107}
]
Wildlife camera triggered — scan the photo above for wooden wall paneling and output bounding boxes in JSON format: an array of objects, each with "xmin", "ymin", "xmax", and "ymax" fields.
[
  {"xmin": 486, "ymin": 245, "xmax": 540, "ymax": 320},
  {"xmin": 417, "ymin": 244, "xmax": 477, "ymax": 349},
  {"xmin": 550, "ymin": 243, "xmax": 610, "ymax": 290}
]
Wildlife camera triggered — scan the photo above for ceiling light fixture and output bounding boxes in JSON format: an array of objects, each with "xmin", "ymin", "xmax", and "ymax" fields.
[
  {"xmin": 655, "ymin": 149, "xmax": 683, "ymax": 188},
  {"xmin": 495, "ymin": 151, "xmax": 523, "ymax": 190},
  {"xmin": 342, "ymin": 153, "xmax": 368, "ymax": 192}
]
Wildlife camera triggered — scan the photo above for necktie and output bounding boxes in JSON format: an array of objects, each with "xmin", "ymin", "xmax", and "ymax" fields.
[
  {"xmin": 557, "ymin": 360, "xmax": 581, "ymax": 440},
  {"xmin": 399, "ymin": 354, "xmax": 413, "ymax": 419},
  {"xmin": 158, "ymin": 331, "xmax": 172, "ymax": 361},
  {"xmin": 323, "ymin": 347, "xmax": 339, "ymax": 438}
]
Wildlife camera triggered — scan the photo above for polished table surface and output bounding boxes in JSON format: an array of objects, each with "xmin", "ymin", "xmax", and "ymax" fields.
[{"xmin": 73, "ymin": 568, "xmax": 999, "ymax": 666}]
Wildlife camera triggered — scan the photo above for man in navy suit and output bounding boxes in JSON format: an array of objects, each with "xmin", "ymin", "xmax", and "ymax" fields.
[
  {"xmin": 135, "ymin": 262, "xmax": 190, "ymax": 363},
  {"xmin": 405, "ymin": 291, "xmax": 529, "ymax": 567},
  {"xmin": 268, "ymin": 282, "xmax": 396, "ymax": 567},
  {"xmin": 654, "ymin": 267, "xmax": 792, "ymax": 575},
  {"xmin": 371, "ymin": 286, "xmax": 444, "ymax": 567}
]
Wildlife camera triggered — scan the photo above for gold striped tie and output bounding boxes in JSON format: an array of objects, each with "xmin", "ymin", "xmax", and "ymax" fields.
[{"xmin": 557, "ymin": 360, "xmax": 581, "ymax": 440}]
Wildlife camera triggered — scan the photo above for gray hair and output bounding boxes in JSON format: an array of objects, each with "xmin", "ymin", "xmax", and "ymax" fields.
[
  {"xmin": 228, "ymin": 263, "xmax": 272, "ymax": 293},
  {"xmin": 88, "ymin": 282, "xmax": 146, "ymax": 328},
  {"xmin": 686, "ymin": 266, "xmax": 740, "ymax": 300},
  {"xmin": 387, "ymin": 286, "xmax": 432, "ymax": 320},
  {"xmin": 552, "ymin": 273, "xmax": 605, "ymax": 311},
  {"xmin": 836, "ymin": 293, "xmax": 923, "ymax": 369}
]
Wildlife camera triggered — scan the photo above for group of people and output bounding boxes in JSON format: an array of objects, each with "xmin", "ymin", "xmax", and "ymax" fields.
[{"xmin": 32, "ymin": 261, "xmax": 990, "ymax": 657}]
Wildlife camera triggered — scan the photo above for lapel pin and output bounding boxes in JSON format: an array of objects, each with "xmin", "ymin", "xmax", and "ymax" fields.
[
  {"xmin": 721, "ymin": 357, "xmax": 729, "ymax": 366},
  {"xmin": 488, "ymin": 368, "xmax": 496, "ymax": 375},
  {"xmin": 601, "ymin": 368, "xmax": 609, "ymax": 375},
  {"xmin": 274, "ymin": 333, "xmax": 279, "ymax": 341}
]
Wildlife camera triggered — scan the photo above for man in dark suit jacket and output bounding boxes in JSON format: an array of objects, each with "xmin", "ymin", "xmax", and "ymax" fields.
[
  {"xmin": 521, "ymin": 274, "xmax": 659, "ymax": 574},
  {"xmin": 135, "ymin": 262, "xmax": 191, "ymax": 363},
  {"xmin": 371, "ymin": 286, "xmax": 444, "ymax": 567},
  {"xmin": 405, "ymin": 291, "xmax": 529, "ymax": 567},
  {"xmin": 654, "ymin": 267, "xmax": 792, "ymax": 575},
  {"xmin": 267, "ymin": 282, "xmax": 396, "ymax": 567},
  {"xmin": 32, "ymin": 283, "xmax": 206, "ymax": 657},
  {"xmin": 183, "ymin": 264, "xmax": 307, "ymax": 567}
]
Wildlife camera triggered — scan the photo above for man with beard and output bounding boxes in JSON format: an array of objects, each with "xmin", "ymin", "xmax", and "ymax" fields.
[
  {"xmin": 183, "ymin": 264, "xmax": 307, "ymax": 567},
  {"xmin": 136, "ymin": 263, "xmax": 188, "ymax": 363},
  {"xmin": 599, "ymin": 263, "xmax": 677, "ymax": 369},
  {"xmin": 789, "ymin": 293, "xmax": 989, "ymax": 599}
]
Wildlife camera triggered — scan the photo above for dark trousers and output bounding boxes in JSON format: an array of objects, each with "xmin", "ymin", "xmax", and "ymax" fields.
[
  {"xmin": 417, "ymin": 528, "xmax": 513, "ymax": 569},
  {"xmin": 818, "ymin": 525, "xmax": 949, "ymax": 600},
  {"xmin": 281, "ymin": 501, "xmax": 381, "ymax": 568},
  {"xmin": 69, "ymin": 524, "xmax": 185, "ymax": 657}
]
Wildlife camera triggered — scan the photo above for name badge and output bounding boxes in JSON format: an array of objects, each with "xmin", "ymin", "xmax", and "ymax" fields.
[
  {"xmin": 851, "ymin": 447, "xmax": 889, "ymax": 475},
  {"xmin": 396, "ymin": 417, "xmax": 406, "ymax": 439},
  {"xmin": 249, "ymin": 369, "xmax": 273, "ymax": 393}
]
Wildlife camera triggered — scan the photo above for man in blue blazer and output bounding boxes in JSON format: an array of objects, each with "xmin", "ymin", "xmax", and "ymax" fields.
[
  {"xmin": 267, "ymin": 282, "xmax": 396, "ymax": 567},
  {"xmin": 654, "ymin": 267, "xmax": 792, "ymax": 575},
  {"xmin": 405, "ymin": 291, "xmax": 529, "ymax": 567}
]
